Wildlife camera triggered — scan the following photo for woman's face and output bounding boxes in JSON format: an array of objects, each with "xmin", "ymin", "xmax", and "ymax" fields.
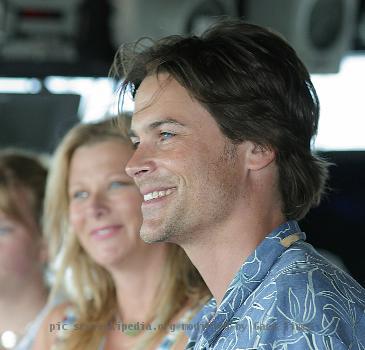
[
  {"xmin": 0, "ymin": 192, "xmax": 44, "ymax": 287},
  {"xmin": 68, "ymin": 140, "xmax": 148, "ymax": 269}
]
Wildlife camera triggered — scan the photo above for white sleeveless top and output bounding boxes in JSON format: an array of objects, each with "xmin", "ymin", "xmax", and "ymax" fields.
[{"xmin": 15, "ymin": 301, "xmax": 58, "ymax": 350}]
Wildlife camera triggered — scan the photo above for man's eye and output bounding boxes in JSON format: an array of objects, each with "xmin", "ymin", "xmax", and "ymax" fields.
[{"xmin": 160, "ymin": 131, "xmax": 175, "ymax": 141}]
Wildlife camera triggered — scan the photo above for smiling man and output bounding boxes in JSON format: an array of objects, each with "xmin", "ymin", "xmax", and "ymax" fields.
[{"xmin": 116, "ymin": 20, "xmax": 365, "ymax": 349}]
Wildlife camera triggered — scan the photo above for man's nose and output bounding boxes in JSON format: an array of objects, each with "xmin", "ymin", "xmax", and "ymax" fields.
[{"xmin": 125, "ymin": 143, "xmax": 157, "ymax": 179}]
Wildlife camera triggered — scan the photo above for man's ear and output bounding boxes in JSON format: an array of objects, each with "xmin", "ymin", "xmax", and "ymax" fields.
[{"xmin": 244, "ymin": 142, "xmax": 276, "ymax": 171}]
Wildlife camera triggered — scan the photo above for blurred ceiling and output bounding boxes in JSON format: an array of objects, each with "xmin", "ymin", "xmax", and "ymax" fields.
[{"xmin": 0, "ymin": 0, "xmax": 364, "ymax": 77}]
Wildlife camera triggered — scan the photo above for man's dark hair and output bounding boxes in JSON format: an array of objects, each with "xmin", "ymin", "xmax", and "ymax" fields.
[{"xmin": 114, "ymin": 19, "xmax": 329, "ymax": 220}]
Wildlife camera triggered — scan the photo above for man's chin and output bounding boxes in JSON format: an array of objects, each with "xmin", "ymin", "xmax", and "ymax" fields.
[{"xmin": 139, "ymin": 227, "xmax": 168, "ymax": 244}]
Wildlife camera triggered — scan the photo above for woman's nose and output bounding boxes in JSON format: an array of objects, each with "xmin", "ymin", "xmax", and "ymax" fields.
[{"xmin": 86, "ymin": 193, "xmax": 109, "ymax": 218}]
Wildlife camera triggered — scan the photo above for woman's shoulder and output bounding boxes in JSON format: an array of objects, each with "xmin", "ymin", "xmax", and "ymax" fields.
[
  {"xmin": 156, "ymin": 303, "xmax": 200, "ymax": 350},
  {"xmin": 31, "ymin": 301, "xmax": 76, "ymax": 350},
  {"xmin": 46, "ymin": 302, "xmax": 77, "ymax": 324}
]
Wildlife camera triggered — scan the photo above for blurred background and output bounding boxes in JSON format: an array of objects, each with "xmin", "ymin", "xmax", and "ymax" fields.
[{"xmin": 0, "ymin": 0, "xmax": 364, "ymax": 285}]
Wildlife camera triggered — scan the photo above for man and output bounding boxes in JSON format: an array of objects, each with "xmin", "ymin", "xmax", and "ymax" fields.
[{"xmin": 117, "ymin": 20, "xmax": 365, "ymax": 349}]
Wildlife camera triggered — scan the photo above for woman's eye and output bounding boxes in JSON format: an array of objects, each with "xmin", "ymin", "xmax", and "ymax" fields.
[
  {"xmin": 109, "ymin": 181, "xmax": 126, "ymax": 189},
  {"xmin": 0, "ymin": 226, "xmax": 13, "ymax": 235},
  {"xmin": 160, "ymin": 131, "xmax": 175, "ymax": 141},
  {"xmin": 72, "ymin": 191, "xmax": 88, "ymax": 200}
]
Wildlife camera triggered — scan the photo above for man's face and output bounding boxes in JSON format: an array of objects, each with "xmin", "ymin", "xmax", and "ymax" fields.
[{"xmin": 126, "ymin": 73, "xmax": 247, "ymax": 244}]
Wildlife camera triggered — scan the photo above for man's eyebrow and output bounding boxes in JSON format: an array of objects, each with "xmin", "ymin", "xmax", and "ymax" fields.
[{"xmin": 128, "ymin": 118, "xmax": 186, "ymax": 138}]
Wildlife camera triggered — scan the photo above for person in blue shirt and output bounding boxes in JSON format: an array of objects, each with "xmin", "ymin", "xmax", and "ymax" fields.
[{"xmin": 114, "ymin": 19, "xmax": 365, "ymax": 349}]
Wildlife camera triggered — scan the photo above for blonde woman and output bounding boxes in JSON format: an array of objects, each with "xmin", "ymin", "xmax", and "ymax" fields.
[{"xmin": 33, "ymin": 117, "xmax": 209, "ymax": 350}]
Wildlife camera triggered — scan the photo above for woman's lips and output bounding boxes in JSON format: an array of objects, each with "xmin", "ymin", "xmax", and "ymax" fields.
[{"xmin": 90, "ymin": 225, "xmax": 123, "ymax": 240}]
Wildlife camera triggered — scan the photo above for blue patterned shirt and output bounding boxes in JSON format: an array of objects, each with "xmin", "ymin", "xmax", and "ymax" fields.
[{"xmin": 186, "ymin": 221, "xmax": 365, "ymax": 349}]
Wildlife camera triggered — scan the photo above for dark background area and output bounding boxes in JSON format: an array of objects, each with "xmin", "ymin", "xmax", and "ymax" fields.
[
  {"xmin": 0, "ymin": 93, "xmax": 80, "ymax": 153},
  {"xmin": 300, "ymin": 151, "xmax": 365, "ymax": 287}
]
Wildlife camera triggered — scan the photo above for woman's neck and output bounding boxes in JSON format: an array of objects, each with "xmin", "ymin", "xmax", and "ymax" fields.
[{"xmin": 110, "ymin": 243, "xmax": 169, "ymax": 324}]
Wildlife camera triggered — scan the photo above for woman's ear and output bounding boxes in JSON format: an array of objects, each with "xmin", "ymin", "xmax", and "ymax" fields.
[
  {"xmin": 244, "ymin": 142, "xmax": 276, "ymax": 171},
  {"xmin": 38, "ymin": 236, "xmax": 48, "ymax": 265}
]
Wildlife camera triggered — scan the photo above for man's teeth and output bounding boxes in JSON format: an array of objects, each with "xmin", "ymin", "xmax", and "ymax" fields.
[{"xmin": 144, "ymin": 189, "xmax": 173, "ymax": 201}]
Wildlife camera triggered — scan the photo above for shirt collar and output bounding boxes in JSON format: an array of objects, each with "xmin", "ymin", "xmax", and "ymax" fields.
[{"xmin": 190, "ymin": 220, "xmax": 306, "ymax": 345}]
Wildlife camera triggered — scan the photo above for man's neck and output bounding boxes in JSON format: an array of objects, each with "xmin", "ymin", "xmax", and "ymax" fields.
[{"xmin": 182, "ymin": 210, "xmax": 285, "ymax": 306}]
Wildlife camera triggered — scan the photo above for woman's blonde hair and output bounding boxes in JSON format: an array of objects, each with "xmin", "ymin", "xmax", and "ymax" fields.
[{"xmin": 44, "ymin": 116, "xmax": 209, "ymax": 349}]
